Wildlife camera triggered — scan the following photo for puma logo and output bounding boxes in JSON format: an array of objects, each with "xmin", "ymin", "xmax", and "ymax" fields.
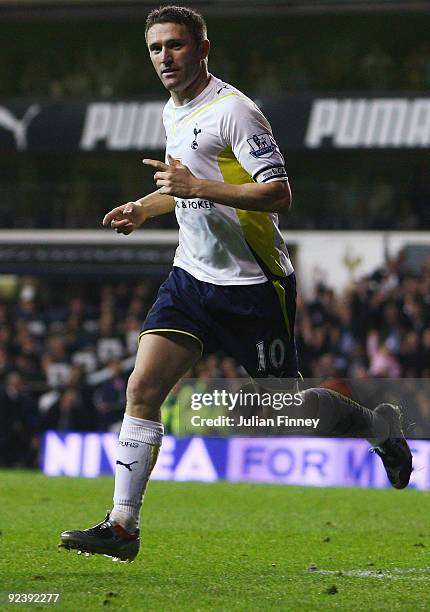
[
  {"xmin": 116, "ymin": 460, "xmax": 139, "ymax": 472},
  {"xmin": 0, "ymin": 104, "xmax": 41, "ymax": 150}
]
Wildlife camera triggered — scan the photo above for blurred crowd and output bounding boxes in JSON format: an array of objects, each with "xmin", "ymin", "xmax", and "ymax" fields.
[
  {"xmin": 296, "ymin": 255, "xmax": 430, "ymax": 379},
  {"xmin": 0, "ymin": 280, "xmax": 153, "ymax": 466},
  {"xmin": 5, "ymin": 33, "xmax": 430, "ymax": 98},
  {"xmin": 1, "ymin": 251, "xmax": 430, "ymax": 466}
]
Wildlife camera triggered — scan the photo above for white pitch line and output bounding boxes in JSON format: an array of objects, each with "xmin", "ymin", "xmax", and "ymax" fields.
[{"xmin": 310, "ymin": 567, "xmax": 430, "ymax": 580}]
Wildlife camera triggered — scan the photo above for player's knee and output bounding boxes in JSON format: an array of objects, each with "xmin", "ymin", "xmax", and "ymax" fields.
[
  {"xmin": 126, "ymin": 371, "xmax": 163, "ymax": 418},
  {"xmin": 300, "ymin": 388, "xmax": 321, "ymax": 408}
]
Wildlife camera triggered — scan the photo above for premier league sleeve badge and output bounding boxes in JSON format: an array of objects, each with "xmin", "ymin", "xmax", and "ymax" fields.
[{"xmin": 247, "ymin": 132, "xmax": 277, "ymax": 158}]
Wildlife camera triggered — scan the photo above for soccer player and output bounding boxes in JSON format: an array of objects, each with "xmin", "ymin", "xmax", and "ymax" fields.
[{"xmin": 60, "ymin": 5, "xmax": 412, "ymax": 561}]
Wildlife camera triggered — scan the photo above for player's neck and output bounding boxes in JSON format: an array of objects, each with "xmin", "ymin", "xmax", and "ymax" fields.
[{"xmin": 170, "ymin": 68, "xmax": 211, "ymax": 107}]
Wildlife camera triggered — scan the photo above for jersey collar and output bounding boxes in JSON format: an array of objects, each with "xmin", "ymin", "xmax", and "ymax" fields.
[{"xmin": 169, "ymin": 74, "xmax": 218, "ymax": 113}]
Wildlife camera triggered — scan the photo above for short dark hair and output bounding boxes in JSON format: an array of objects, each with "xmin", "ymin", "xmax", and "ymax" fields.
[{"xmin": 145, "ymin": 5, "xmax": 207, "ymax": 45}]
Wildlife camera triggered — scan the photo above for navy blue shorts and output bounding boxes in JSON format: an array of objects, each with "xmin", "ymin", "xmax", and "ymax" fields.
[{"xmin": 141, "ymin": 267, "xmax": 298, "ymax": 378}]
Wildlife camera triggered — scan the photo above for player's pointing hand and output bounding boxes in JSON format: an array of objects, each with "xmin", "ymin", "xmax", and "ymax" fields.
[
  {"xmin": 142, "ymin": 155, "xmax": 199, "ymax": 199},
  {"xmin": 102, "ymin": 201, "xmax": 146, "ymax": 235}
]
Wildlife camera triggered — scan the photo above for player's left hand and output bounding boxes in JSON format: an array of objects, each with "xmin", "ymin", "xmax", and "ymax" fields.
[{"xmin": 142, "ymin": 155, "xmax": 199, "ymax": 199}]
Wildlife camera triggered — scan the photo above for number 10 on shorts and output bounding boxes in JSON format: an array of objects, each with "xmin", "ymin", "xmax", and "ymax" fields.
[{"xmin": 256, "ymin": 338, "xmax": 286, "ymax": 372}]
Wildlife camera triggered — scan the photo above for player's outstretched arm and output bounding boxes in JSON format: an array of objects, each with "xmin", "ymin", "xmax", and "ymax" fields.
[
  {"xmin": 143, "ymin": 156, "xmax": 291, "ymax": 214},
  {"xmin": 103, "ymin": 190, "xmax": 176, "ymax": 235}
]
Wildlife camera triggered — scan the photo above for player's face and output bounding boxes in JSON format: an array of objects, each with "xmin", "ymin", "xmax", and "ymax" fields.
[{"xmin": 147, "ymin": 22, "xmax": 206, "ymax": 93}]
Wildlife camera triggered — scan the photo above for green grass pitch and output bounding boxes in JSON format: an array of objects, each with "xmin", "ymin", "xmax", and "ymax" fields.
[{"xmin": 1, "ymin": 470, "xmax": 429, "ymax": 610}]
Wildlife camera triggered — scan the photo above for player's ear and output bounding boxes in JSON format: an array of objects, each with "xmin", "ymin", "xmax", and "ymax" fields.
[{"xmin": 200, "ymin": 39, "xmax": 210, "ymax": 61}]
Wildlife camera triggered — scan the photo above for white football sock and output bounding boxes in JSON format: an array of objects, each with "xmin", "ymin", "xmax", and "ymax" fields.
[{"xmin": 111, "ymin": 414, "xmax": 163, "ymax": 532}]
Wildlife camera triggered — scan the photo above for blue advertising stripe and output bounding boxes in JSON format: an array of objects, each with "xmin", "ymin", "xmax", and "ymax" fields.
[
  {"xmin": 41, "ymin": 432, "xmax": 426, "ymax": 490},
  {"xmin": 173, "ymin": 437, "xmax": 228, "ymax": 481}
]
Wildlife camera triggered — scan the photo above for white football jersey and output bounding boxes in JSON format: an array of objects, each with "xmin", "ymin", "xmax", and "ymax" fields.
[{"xmin": 163, "ymin": 74, "xmax": 294, "ymax": 285}]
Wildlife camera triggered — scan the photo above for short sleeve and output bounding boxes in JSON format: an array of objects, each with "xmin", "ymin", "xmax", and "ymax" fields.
[{"xmin": 219, "ymin": 97, "xmax": 288, "ymax": 184}]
